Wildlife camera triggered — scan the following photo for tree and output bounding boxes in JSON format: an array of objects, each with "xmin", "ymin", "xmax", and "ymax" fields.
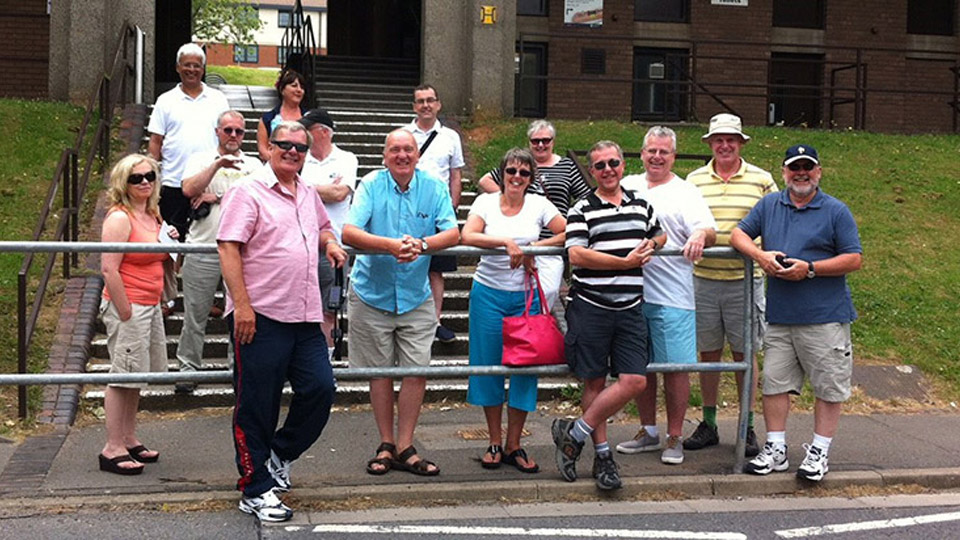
[{"xmin": 192, "ymin": 0, "xmax": 264, "ymax": 46}]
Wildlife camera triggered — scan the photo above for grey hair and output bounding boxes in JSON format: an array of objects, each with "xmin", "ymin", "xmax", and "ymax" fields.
[
  {"xmin": 384, "ymin": 128, "xmax": 416, "ymax": 148},
  {"xmin": 526, "ymin": 119, "xmax": 556, "ymax": 139},
  {"xmin": 271, "ymin": 120, "xmax": 313, "ymax": 147},
  {"xmin": 176, "ymin": 43, "xmax": 206, "ymax": 65},
  {"xmin": 587, "ymin": 140, "xmax": 624, "ymax": 164},
  {"xmin": 217, "ymin": 110, "xmax": 245, "ymax": 126},
  {"xmin": 643, "ymin": 126, "xmax": 677, "ymax": 153},
  {"xmin": 498, "ymin": 147, "xmax": 538, "ymax": 194}
]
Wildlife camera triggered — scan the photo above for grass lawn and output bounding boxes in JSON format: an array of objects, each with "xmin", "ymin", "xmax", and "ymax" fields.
[
  {"xmin": 0, "ymin": 99, "xmax": 86, "ymax": 429},
  {"xmin": 206, "ymin": 64, "xmax": 280, "ymax": 87},
  {"xmin": 464, "ymin": 119, "xmax": 960, "ymax": 401}
]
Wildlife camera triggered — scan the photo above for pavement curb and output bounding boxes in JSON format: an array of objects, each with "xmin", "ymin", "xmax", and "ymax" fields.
[{"xmin": 4, "ymin": 467, "xmax": 960, "ymax": 513}]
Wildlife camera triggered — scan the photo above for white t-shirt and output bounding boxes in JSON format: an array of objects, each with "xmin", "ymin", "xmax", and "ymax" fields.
[
  {"xmin": 406, "ymin": 121, "xmax": 465, "ymax": 189},
  {"xmin": 468, "ymin": 192, "xmax": 560, "ymax": 292},
  {"xmin": 181, "ymin": 152, "xmax": 260, "ymax": 245},
  {"xmin": 300, "ymin": 144, "xmax": 359, "ymax": 241},
  {"xmin": 147, "ymin": 83, "xmax": 230, "ymax": 188},
  {"xmin": 620, "ymin": 173, "xmax": 717, "ymax": 310}
]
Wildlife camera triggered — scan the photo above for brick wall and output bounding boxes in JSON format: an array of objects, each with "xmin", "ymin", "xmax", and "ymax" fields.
[{"xmin": 0, "ymin": 1, "xmax": 50, "ymax": 98}]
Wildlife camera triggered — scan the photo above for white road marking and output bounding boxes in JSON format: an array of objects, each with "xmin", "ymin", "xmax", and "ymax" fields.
[
  {"xmin": 310, "ymin": 524, "xmax": 746, "ymax": 539},
  {"xmin": 774, "ymin": 510, "xmax": 960, "ymax": 538}
]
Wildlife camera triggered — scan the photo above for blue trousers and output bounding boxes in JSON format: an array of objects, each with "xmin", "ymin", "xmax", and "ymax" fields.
[
  {"xmin": 466, "ymin": 281, "xmax": 539, "ymax": 412},
  {"xmin": 229, "ymin": 313, "xmax": 336, "ymax": 496}
]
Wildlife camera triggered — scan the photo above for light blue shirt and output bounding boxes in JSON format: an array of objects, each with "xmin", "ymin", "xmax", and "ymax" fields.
[{"xmin": 345, "ymin": 168, "xmax": 457, "ymax": 314}]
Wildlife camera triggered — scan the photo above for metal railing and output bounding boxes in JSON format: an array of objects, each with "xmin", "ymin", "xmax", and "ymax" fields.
[
  {"xmin": 0, "ymin": 242, "xmax": 757, "ymax": 472},
  {"xmin": 279, "ymin": 0, "xmax": 318, "ymax": 108},
  {"xmin": 15, "ymin": 22, "xmax": 138, "ymax": 419}
]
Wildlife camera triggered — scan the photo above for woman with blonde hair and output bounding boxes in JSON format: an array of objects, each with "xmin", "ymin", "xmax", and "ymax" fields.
[{"xmin": 98, "ymin": 154, "xmax": 171, "ymax": 475}]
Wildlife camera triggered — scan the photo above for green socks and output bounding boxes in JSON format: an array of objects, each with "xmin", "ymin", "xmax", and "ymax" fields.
[{"xmin": 704, "ymin": 406, "xmax": 717, "ymax": 428}]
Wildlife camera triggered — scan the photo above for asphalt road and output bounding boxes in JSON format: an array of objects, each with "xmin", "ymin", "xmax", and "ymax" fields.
[{"xmin": 4, "ymin": 493, "xmax": 960, "ymax": 539}]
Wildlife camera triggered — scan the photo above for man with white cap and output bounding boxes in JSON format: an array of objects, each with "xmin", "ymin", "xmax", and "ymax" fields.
[
  {"xmin": 685, "ymin": 113, "xmax": 778, "ymax": 457},
  {"xmin": 730, "ymin": 144, "xmax": 862, "ymax": 481}
]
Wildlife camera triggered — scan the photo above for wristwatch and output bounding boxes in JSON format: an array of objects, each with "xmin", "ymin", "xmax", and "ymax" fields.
[
  {"xmin": 420, "ymin": 238, "xmax": 429, "ymax": 252},
  {"xmin": 806, "ymin": 261, "xmax": 816, "ymax": 279}
]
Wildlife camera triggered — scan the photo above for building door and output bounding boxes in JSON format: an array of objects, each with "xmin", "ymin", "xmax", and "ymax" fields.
[
  {"xmin": 769, "ymin": 53, "xmax": 824, "ymax": 127},
  {"xmin": 515, "ymin": 42, "xmax": 547, "ymax": 118},
  {"xmin": 326, "ymin": 0, "xmax": 421, "ymax": 60},
  {"xmin": 632, "ymin": 48, "xmax": 688, "ymax": 121},
  {"xmin": 155, "ymin": 0, "xmax": 192, "ymax": 94}
]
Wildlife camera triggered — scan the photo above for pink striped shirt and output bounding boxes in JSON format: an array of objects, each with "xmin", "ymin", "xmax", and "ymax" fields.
[{"xmin": 217, "ymin": 163, "xmax": 333, "ymax": 323}]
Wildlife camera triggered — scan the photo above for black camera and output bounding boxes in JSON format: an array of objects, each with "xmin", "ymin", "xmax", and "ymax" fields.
[
  {"xmin": 189, "ymin": 202, "xmax": 211, "ymax": 221},
  {"xmin": 775, "ymin": 254, "xmax": 793, "ymax": 268},
  {"xmin": 325, "ymin": 265, "xmax": 346, "ymax": 311}
]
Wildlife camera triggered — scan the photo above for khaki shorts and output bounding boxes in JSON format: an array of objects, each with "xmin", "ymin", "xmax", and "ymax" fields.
[
  {"xmin": 762, "ymin": 323, "xmax": 853, "ymax": 402},
  {"xmin": 695, "ymin": 276, "xmax": 765, "ymax": 355},
  {"xmin": 100, "ymin": 299, "xmax": 168, "ymax": 389},
  {"xmin": 347, "ymin": 289, "xmax": 436, "ymax": 369}
]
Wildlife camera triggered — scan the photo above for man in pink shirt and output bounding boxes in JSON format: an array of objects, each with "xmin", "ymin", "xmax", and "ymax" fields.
[{"xmin": 218, "ymin": 121, "xmax": 347, "ymax": 523}]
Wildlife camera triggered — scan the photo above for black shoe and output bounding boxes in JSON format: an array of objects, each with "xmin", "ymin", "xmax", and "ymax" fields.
[
  {"xmin": 592, "ymin": 453, "xmax": 622, "ymax": 491},
  {"xmin": 745, "ymin": 427, "xmax": 760, "ymax": 457},
  {"xmin": 683, "ymin": 421, "xmax": 719, "ymax": 450},
  {"xmin": 551, "ymin": 418, "xmax": 583, "ymax": 482},
  {"xmin": 435, "ymin": 325, "xmax": 456, "ymax": 343},
  {"xmin": 175, "ymin": 382, "xmax": 197, "ymax": 394}
]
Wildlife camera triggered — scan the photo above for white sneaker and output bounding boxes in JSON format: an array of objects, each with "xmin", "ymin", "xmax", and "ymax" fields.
[
  {"xmin": 238, "ymin": 488, "xmax": 293, "ymax": 522},
  {"xmin": 796, "ymin": 443, "xmax": 829, "ymax": 482},
  {"xmin": 660, "ymin": 435, "xmax": 684, "ymax": 465},
  {"xmin": 267, "ymin": 450, "xmax": 292, "ymax": 493},
  {"xmin": 744, "ymin": 441, "xmax": 789, "ymax": 475},
  {"xmin": 616, "ymin": 427, "xmax": 661, "ymax": 454}
]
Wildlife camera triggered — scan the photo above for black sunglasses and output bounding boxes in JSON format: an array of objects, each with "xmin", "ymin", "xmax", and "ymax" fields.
[
  {"xmin": 127, "ymin": 170, "xmax": 157, "ymax": 184},
  {"xmin": 530, "ymin": 137, "xmax": 553, "ymax": 146},
  {"xmin": 273, "ymin": 140, "xmax": 309, "ymax": 153},
  {"xmin": 221, "ymin": 127, "xmax": 245, "ymax": 136},
  {"xmin": 504, "ymin": 167, "xmax": 532, "ymax": 178},
  {"xmin": 787, "ymin": 161, "xmax": 816, "ymax": 172},
  {"xmin": 592, "ymin": 159, "xmax": 622, "ymax": 171}
]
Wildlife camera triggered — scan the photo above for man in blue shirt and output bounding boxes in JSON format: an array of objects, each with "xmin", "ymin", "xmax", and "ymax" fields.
[
  {"xmin": 730, "ymin": 144, "xmax": 862, "ymax": 482},
  {"xmin": 342, "ymin": 129, "xmax": 460, "ymax": 477}
]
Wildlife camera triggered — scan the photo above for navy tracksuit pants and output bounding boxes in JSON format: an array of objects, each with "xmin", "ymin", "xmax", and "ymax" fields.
[{"xmin": 229, "ymin": 313, "xmax": 336, "ymax": 496}]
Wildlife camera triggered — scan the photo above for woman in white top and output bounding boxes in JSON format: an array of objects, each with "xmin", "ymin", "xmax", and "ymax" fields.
[{"xmin": 461, "ymin": 148, "xmax": 566, "ymax": 473}]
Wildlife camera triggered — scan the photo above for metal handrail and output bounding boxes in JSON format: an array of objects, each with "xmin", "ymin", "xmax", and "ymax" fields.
[
  {"xmin": 15, "ymin": 21, "xmax": 137, "ymax": 419},
  {"xmin": 279, "ymin": 0, "xmax": 318, "ymax": 108}
]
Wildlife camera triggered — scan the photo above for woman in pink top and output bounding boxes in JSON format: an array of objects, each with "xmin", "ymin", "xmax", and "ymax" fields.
[{"xmin": 98, "ymin": 154, "xmax": 171, "ymax": 475}]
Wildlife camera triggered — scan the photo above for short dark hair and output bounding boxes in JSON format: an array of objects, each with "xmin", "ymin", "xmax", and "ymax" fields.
[
  {"xmin": 498, "ymin": 147, "xmax": 538, "ymax": 194},
  {"xmin": 275, "ymin": 69, "xmax": 306, "ymax": 98},
  {"xmin": 414, "ymin": 83, "xmax": 439, "ymax": 101}
]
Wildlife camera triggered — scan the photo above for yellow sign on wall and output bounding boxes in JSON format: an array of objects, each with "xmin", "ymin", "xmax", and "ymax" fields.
[{"xmin": 481, "ymin": 5, "xmax": 497, "ymax": 24}]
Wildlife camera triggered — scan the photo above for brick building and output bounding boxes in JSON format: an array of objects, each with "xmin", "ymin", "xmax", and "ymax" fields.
[{"xmin": 0, "ymin": 2, "xmax": 51, "ymax": 99}]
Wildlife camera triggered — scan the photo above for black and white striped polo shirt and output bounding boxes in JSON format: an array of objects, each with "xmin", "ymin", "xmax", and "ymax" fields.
[{"xmin": 564, "ymin": 189, "xmax": 661, "ymax": 310}]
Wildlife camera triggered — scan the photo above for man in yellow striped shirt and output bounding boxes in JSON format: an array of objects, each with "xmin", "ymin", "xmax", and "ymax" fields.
[{"xmin": 684, "ymin": 114, "xmax": 778, "ymax": 457}]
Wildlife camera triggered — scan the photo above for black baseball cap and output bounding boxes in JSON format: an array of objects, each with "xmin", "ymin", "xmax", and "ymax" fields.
[{"xmin": 298, "ymin": 108, "xmax": 335, "ymax": 131}]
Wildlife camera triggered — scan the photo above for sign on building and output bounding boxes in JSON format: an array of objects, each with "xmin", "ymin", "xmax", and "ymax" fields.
[
  {"xmin": 711, "ymin": 0, "xmax": 748, "ymax": 5},
  {"xmin": 564, "ymin": 0, "xmax": 603, "ymax": 27}
]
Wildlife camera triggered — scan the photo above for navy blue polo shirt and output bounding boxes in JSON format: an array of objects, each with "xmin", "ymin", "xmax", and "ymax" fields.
[{"xmin": 737, "ymin": 189, "xmax": 861, "ymax": 325}]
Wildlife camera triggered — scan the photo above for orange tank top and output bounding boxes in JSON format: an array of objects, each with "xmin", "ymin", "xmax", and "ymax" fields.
[{"xmin": 102, "ymin": 207, "xmax": 168, "ymax": 305}]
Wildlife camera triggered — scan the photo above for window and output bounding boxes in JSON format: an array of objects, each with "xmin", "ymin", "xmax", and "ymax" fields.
[
  {"xmin": 773, "ymin": 0, "xmax": 825, "ymax": 29},
  {"xmin": 632, "ymin": 48, "xmax": 689, "ymax": 121},
  {"xmin": 515, "ymin": 42, "xmax": 547, "ymax": 118},
  {"xmin": 635, "ymin": 0, "xmax": 688, "ymax": 23},
  {"xmin": 278, "ymin": 9, "xmax": 302, "ymax": 28},
  {"xmin": 278, "ymin": 46, "xmax": 290, "ymax": 65},
  {"xmin": 234, "ymin": 45, "xmax": 259, "ymax": 64},
  {"xmin": 518, "ymin": 0, "xmax": 548, "ymax": 16},
  {"xmin": 907, "ymin": 0, "xmax": 955, "ymax": 35}
]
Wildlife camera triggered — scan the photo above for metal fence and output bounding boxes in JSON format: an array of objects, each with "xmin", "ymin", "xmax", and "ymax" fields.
[{"xmin": 0, "ymin": 242, "xmax": 756, "ymax": 472}]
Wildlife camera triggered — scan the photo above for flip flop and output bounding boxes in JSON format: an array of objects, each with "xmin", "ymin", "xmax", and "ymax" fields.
[
  {"xmin": 127, "ymin": 445, "xmax": 159, "ymax": 463},
  {"xmin": 502, "ymin": 448, "xmax": 539, "ymax": 473},
  {"xmin": 481, "ymin": 444, "xmax": 503, "ymax": 470},
  {"xmin": 99, "ymin": 453, "xmax": 144, "ymax": 476},
  {"xmin": 366, "ymin": 442, "xmax": 396, "ymax": 475},
  {"xmin": 394, "ymin": 445, "xmax": 440, "ymax": 477}
]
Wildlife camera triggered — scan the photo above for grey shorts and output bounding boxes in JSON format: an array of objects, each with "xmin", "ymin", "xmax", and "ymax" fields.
[
  {"xmin": 762, "ymin": 323, "xmax": 853, "ymax": 402},
  {"xmin": 347, "ymin": 288, "xmax": 437, "ymax": 369},
  {"xmin": 694, "ymin": 276, "xmax": 766, "ymax": 355},
  {"xmin": 100, "ymin": 299, "xmax": 168, "ymax": 389},
  {"xmin": 564, "ymin": 297, "xmax": 649, "ymax": 380}
]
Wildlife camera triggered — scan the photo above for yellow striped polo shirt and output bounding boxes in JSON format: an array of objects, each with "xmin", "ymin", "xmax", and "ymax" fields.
[{"xmin": 687, "ymin": 159, "xmax": 779, "ymax": 281}]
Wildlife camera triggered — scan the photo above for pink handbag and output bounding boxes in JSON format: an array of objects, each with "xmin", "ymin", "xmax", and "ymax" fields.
[{"xmin": 502, "ymin": 270, "xmax": 566, "ymax": 367}]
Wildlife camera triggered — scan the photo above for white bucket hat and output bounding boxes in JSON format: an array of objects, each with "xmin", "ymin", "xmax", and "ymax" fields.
[{"xmin": 702, "ymin": 113, "xmax": 750, "ymax": 141}]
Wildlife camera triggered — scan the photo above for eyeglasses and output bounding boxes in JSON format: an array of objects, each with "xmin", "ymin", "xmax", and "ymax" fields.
[
  {"xmin": 504, "ymin": 167, "xmax": 532, "ymax": 178},
  {"xmin": 272, "ymin": 140, "xmax": 309, "ymax": 153},
  {"xmin": 592, "ymin": 159, "xmax": 622, "ymax": 171},
  {"xmin": 221, "ymin": 127, "xmax": 245, "ymax": 136},
  {"xmin": 127, "ymin": 170, "xmax": 157, "ymax": 184},
  {"xmin": 530, "ymin": 137, "xmax": 553, "ymax": 146},
  {"xmin": 787, "ymin": 161, "xmax": 816, "ymax": 172},
  {"xmin": 414, "ymin": 97, "xmax": 438, "ymax": 105}
]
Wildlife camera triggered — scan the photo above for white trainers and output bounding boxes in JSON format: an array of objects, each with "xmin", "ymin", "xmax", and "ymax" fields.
[
  {"xmin": 616, "ymin": 427, "xmax": 661, "ymax": 454},
  {"xmin": 267, "ymin": 450, "xmax": 292, "ymax": 493},
  {"xmin": 238, "ymin": 488, "xmax": 293, "ymax": 522},
  {"xmin": 796, "ymin": 443, "xmax": 829, "ymax": 482},
  {"xmin": 660, "ymin": 435, "xmax": 684, "ymax": 465},
  {"xmin": 744, "ymin": 441, "xmax": 789, "ymax": 475}
]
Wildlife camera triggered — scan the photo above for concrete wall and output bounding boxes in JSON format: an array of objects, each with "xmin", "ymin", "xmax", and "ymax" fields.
[{"xmin": 422, "ymin": 0, "xmax": 517, "ymax": 117}]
